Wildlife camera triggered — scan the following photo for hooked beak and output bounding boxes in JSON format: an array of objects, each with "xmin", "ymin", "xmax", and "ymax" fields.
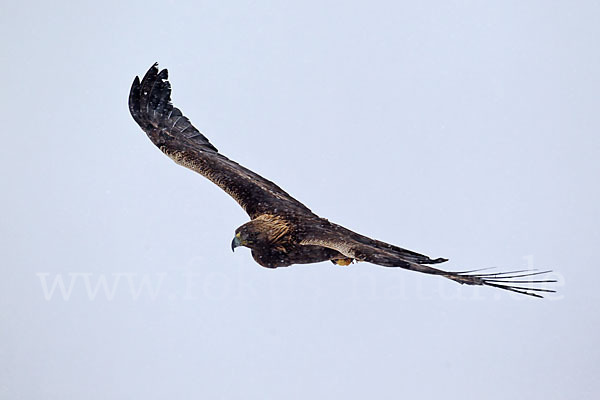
[{"xmin": 231, "ymin": 235, "xmax": 242, "ymax": 252}]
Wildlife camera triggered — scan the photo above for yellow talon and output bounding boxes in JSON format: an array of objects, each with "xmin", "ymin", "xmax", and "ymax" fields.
[{"xmin": 333, "ymin": 258, "xmax": 353, "ymax": 266}]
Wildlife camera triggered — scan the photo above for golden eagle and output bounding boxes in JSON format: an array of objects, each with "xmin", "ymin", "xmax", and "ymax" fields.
[{"xmin": 129, "ymin": 64, "xmax": 555, "ymax": 298}]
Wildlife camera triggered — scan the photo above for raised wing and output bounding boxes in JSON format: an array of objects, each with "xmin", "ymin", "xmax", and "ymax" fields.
[
  {"xmin": 300, "ymin": 223, "xmax": 556, "ymax": 298},
  {"xmin": 129, "ymin": 63, "xmax": 313, "ymax": 219}
]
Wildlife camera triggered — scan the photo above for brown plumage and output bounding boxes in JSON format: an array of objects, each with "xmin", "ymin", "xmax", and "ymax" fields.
[{"xmin": 129, "ymin": 63, "xmax": 556, "ymax": 298}]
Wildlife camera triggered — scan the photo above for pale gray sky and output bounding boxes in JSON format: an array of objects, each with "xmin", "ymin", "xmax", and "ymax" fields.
[{"xmin": 2, "ymin": 1, "xmax": 599, "ymax": 399}]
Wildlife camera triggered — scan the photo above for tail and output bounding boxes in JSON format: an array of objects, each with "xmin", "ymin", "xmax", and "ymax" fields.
[
  {"xmin": 442, "ymin": 268, "xmax": 556, "ymax": 298},
  {"xmin": 348, "ymin": 244, "xmax": 557, "ymax": 298},
  {"xmin": 128, "ymin": 63, "xmax": 218, "ymax": 152}
]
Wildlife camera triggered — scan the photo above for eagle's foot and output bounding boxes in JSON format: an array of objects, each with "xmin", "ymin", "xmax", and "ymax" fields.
[{"xmin": 331, "ymin": 258, "xmax": 354, "ymax": 266}]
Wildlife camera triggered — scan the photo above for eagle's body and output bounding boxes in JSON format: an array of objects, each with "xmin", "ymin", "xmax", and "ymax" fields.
[{"xmin": 129, "ymin": 64, "xmax": 555, "ymax": 298}]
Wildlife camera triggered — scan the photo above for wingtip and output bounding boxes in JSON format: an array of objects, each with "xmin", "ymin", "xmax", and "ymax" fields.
[
  {"xmin": 129, "ymin": 62, "xmax": 218, "ymax": 152},
  {"xmin": 129, "ymin": 75, "xmax": 142, "ymax": 122},
  {"xmin": 149, "ymin": 62, "xmax": 167, "ymax": 77},
  {"xmin": 132, "ymin": 75, "xmax": 140, "ymax": 86}
]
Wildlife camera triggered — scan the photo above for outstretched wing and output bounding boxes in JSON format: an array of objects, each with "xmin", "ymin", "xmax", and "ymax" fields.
[
  {"xmin": 129, "ymin": 63, "xmax": 313, "ymax": 219},
  {"xmin": 300, "ymin": 223, "xmax": 556, "ymax": 298}
]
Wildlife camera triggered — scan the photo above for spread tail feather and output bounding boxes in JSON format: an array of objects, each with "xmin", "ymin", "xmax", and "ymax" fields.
[{"xmin": 442, "ymin": 269, "xmax": 556, "ymax": 298}]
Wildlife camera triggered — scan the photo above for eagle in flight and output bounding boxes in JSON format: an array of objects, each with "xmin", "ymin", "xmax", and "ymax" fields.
[{"xmin": 129, "ymin": 63, "xmax": 555, "ymax": 298}]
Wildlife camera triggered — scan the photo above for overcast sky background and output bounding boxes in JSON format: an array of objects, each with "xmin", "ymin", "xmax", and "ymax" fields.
[{"xmin": 2, "ymin": 1, "xmax": 599, "ymax": 399}]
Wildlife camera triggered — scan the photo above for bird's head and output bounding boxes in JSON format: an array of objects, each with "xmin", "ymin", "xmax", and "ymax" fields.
[{"xmin": 231, "ymin": 222, "xmax": 269, "ymax": 251}]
